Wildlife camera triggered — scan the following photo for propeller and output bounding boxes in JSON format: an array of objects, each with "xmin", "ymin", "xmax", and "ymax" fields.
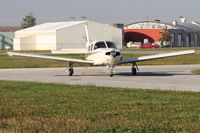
[{"xmin": 105, "ymin": 50, "xmax": 121, "ymax": 57}]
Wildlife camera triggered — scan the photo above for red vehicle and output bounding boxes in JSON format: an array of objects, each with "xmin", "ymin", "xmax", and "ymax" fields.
[{"xmin": 140, "ymin": 43, "xmax": 159, "ymax": 49}]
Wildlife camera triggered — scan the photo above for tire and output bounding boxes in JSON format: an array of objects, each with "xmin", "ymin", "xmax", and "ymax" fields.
[
  {"xmin": 109, "ymin": 73, "xmax": 113, "ymax": 77},
  {"xmin": 132, "ymin": 67, "xmax": 137, "ymax": 75},
  {"xmin": 68, "ymin": 68, "xmax": 74, "ymax": 76}
]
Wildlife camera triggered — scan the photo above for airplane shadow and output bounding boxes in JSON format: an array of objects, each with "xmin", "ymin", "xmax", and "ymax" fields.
[
  {"xmin": 55, "ymin": 73, "xmax": 109, "ymax": 77},
  {"xmin": 116, "ymin": 71, "xmax": 195, "ymax": 77},
  {"xmin": 55, "ymin": 71, "xmax": 194, "ymax": 77},
  {"xmin": 115, "ymin": 72, "xmax": 173, "ymax": 77}
]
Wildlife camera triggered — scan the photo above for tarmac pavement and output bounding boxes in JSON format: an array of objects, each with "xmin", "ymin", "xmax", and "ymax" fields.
[{"xmin": 0, "ymin": 65, "xmax": 200, "ymax": 92}]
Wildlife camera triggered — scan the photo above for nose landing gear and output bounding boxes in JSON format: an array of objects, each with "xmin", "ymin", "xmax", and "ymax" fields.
[
  {"xmin": 109, "ymin": 70, "xmax": 114, "ymax": 77},
  {"xmin": 107, "ymin": 65, "xmax": 114, "ymax": 77}
]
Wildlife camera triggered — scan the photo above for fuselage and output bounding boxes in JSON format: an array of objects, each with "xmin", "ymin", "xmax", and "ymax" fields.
[{"xmin": 85, "ymin": 41, "xmax": 122, "ymax": 67}]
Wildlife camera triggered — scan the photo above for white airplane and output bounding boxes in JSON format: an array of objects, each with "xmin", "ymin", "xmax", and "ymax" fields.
[{"xmin": 7, "ymin": 23, "xmax": 195, "ymax": 77}]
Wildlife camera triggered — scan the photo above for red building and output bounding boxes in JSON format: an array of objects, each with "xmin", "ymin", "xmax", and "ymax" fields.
[
  {"xmin": 124, "ymin": 29, "xmax": 163, "ymax": 43},
  {"xmin": 124, "ymin": 21, "xmax": 168, "ymax": 44},
  {"xmin": 124, "ymin": 20, "xmax": 200, "ymax": 47}
]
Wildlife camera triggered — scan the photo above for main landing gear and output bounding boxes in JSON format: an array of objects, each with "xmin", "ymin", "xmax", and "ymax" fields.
[
  {"xmin": 66, "ymin": 62, "xmax": 74, "ymax": 76},
  {"xmin": 131, "ymin": 63, "xmax": 138, "ymax": 76}
]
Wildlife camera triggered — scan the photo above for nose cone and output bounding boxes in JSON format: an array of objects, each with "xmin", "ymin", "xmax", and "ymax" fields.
[
  {"xmin": 110, "ymin": 50, "xmax": 116, "ymax": 57},
  {"xmin": 105, "ymin": 49, "xmax": 121, "ymax": 57}
]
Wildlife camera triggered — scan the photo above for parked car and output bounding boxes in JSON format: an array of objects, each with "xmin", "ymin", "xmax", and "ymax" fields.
[
  {"xmin": 140, "ymin": 43, "xmax": 159, "ymax": 49},
  {"xmin": 127, "ymin": 41, "xmax": 141, "ymax": 48}
]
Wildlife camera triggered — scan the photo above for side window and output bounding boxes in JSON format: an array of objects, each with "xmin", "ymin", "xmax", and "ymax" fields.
[
  {"xmin": 95, "ymin": 42, "xmax": 106, "ymax": 49},
  {"xmin": 94, "ymin": 44, "xmax": 97, "ymax": 50},
  {"xmin": 106, "ymin": 41, "xmax": 116, "ymax": 48}
]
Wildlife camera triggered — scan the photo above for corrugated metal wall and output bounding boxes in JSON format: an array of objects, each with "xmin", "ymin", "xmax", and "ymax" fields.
[
  {"xmin": 87, "ymin": 21, "xmax": 122, "ymax": 49},
  {"xmin": 14, "ymin": 20, "xmax": 122, "ymax": 51},
  {"xmin": 56, "ymin": 23, "xmax": 86, "ymax": 49},
  {"xmin": 14, "ymin": 31, "xmax": 56, "ymax": 50},
  {"xmin": 56, "ymin": 21, "xmax": 122, "ymax": 50}
]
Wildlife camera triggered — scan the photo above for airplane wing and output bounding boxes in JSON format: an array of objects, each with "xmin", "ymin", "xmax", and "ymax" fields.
[
  {"xmin": 120, "ymin": 50, "xmax": 195, "ymax": 64},
  {"xmin": 7, "ymin": 52, "xmax": 94, "ymax": 64}
]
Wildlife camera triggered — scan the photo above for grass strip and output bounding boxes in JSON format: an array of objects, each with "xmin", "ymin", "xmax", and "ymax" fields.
[
  {"xmin": 1, "ymin": 81, "xmax": 200, "ymax": 132},
  {"xmin": 0, "ymin": 53, "xmax": 200, "ymax": 68},
  {"xmin": 192, "ymin": 69, "xmax": 200, "ymax": 75}
]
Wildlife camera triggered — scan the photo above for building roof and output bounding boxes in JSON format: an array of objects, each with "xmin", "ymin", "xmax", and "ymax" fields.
[
  {"xmin": 124, "ymin": 21, "xmax": 176, "ymax": 29},
  {"xmin": 0, "ymin": 26, "xmax": 22, "ymax": 32},
  {"xmin": 17, "ymin": 21, "xmax": 86, "ymax": 32},
  {"xmin": 175, "ymin": 22, "xmax": 200, "ymax": 32},
  {"xmin": 125, "ymin": 20, "xmax": 200, "ymax": 32}
]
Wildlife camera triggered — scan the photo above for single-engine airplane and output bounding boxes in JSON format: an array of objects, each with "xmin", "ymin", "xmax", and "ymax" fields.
[{"xmin": 7, "ymin": 23, "xmax": 195, "ymax": 77}]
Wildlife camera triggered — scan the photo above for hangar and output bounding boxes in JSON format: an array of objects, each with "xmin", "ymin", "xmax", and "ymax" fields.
[
  {"xmin": 124, "ymin": 18, "xmax": 200, "ymax": 47},
  {"xmin": 14, "ymin": 20, "xmax": 122, "ymax": 52}
]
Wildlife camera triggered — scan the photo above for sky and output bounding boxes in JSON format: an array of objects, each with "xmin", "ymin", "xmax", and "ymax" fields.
[{"xmin": 0, "ymin": 0, "xmax": 199, "ymax": 26}]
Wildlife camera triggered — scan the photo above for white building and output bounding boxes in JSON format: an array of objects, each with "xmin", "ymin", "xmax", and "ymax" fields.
[{"xmin": 14, "ymin": 20, "xmax": 122, "ymax": 53}]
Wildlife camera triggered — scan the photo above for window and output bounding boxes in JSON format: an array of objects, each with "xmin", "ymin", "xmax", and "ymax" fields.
[
  {"xmin": 94, "ymin": 41, "xmax": 106, "ymax": 49},
  {"xmin": 106, "ymin": 41, "xmax": 116, "ymax": 48}
]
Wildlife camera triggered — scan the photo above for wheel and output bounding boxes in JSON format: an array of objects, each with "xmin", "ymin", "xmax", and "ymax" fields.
[
  {"xmin": 109, "ymin": 73, "xmax": 113, "ymax": 77},
  {"xmin": 132, "ymin": 67, "xmax": 137, "ymax": 75},
  {"xmin": 68, "ymin": 67, "xmax": 74, "ymax": 76},
  {"xmin": 108, "ymin": 67, "xmax": 114, "ymax": 77}
]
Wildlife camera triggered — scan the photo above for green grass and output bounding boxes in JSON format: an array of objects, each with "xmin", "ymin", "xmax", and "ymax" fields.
[
  {"xmin": 192, "ymin": 69, "xmax": 200, "ymax": 75},
  {"xmin": 0, "ymin": 52, "xmax": 200, "ymax": 68},
  {"xmin": 123, "ymin": 53, "xmax": 200, "ymax": 65},
  {"xmin": 0, "ymin": 54, "xmax": 86, "ymax": 68},
  {"xmin": 1, "ymin": 81, "xmax": 200, "ymax": 132},
  {"xmin": 123, "ymin": 47, "xmax": 200, "ymax": 51}
]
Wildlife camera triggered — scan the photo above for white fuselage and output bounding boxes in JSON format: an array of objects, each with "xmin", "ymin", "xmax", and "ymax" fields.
[
  {"xmin": 86, "ymin": 48, "xmax": 122, "ymax": 66},
  {"xmin": 85, "ymin": 41, "xmax": 122, "ymax": 67}
]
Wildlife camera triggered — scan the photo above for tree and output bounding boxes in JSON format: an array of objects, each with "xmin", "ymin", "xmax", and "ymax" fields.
[
  {"xmin": 159, "ymin": 26, "xmax": 171, "ymax": 46},
  {"xmin": 21, "ymin": 12, "xmax": 36, "ymax": 28}
]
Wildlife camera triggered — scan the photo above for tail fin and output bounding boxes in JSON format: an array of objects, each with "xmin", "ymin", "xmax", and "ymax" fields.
[{"xmin": 84, "ymin": 22, "xmax": 90, "ymax": 47}]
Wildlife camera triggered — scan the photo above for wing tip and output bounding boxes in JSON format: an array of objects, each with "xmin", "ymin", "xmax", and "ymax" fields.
[
  {"xmin": 186, "ymin": 49, "xmax": 196, "ymax": 54},
  {"xmin": 192, "ymin": 49, "xmax": 196, "ymax": 53}
]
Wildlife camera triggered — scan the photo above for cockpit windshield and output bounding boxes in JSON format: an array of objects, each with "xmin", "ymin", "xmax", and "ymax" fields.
[
  {"xmin": 106, "ymin": 41, "xmax": 116, "ymax": 48},
  {"xmin": 94, "ymin": 41, "xmax": 116, "ymax": 50},
  {"xmin": 94, "ymin": 41, "xmax": 106, "ymax": 49}
]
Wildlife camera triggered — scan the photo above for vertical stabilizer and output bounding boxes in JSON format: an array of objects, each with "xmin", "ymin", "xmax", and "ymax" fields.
[{"xmin": 84, "ymin": 22, "xmax": 90, "ymax": 47}]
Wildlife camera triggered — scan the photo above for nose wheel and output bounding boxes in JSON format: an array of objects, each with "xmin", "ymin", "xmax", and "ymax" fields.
[
  {"xmin": 109, "ymin": 72, "xmax": 113, "ymax": 77},
  {"xmin": 107, "ymin": 65, "xmax": 114, "ymax": 77}
]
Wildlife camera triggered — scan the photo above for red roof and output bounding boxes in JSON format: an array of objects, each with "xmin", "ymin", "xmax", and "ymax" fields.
[{"xmin": 0, "ymin": 26, "xmax": 22, "ymax": 32}]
